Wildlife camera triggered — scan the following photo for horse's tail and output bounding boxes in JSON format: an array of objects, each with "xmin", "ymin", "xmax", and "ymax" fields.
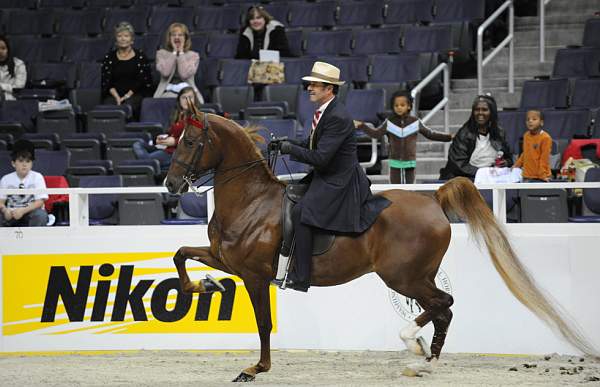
[{"xmin": 435, "ymin": 177, "xmax": 598, "ymax": 357}]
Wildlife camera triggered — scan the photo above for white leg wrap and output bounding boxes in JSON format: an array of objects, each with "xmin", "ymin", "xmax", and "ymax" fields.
[
  {"xmin": 275, "ymin": 255, "xmax": 290, "ymax": 280},
  {"xmin": 399, "ymin": 321, "xmax": 425, "ymax": 356}
]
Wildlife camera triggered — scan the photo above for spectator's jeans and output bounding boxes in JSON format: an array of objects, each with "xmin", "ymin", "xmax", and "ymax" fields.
[
  {"xmin": 0, "ymin": 208, "xmax": 49, "ymax": 227},
  {"xmin": 132, "ymin": 140, "xmax": 172, "ymax": 170}
]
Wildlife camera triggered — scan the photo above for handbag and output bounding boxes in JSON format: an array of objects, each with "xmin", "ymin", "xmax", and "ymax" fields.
[{"xmin": 247, "ymin": 60, "xmax": 285, "ymax": 84}]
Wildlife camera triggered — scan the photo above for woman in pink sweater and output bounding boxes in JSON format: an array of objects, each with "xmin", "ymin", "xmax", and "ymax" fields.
[{"xmin": 154, "ymin": 23, "xmax": 203, "ymax": 103}]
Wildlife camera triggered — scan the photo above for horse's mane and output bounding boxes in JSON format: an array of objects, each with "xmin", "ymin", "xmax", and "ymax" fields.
[{"xmin": 209, "ymin": 114, "xmax": 283, "ymax": 185}]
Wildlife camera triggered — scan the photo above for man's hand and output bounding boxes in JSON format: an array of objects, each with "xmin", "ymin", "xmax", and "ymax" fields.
[
  {"xmin": 1, "ymin": 206, "xmax": 13, "ymax": 221},
  {"xmin": 279, "ymin": 141, "xmax": 292, "ymax": 155},
  {"xmin": 268, "ymin": 136, "xmax": 289, "ymax": 152},
  {"xmin": 11, "ymin": 207, "xmax": 26, "ymax": 220}
]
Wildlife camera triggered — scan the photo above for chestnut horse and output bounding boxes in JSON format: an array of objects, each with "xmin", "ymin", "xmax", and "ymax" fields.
[{"xmin": 165, "ymin": 112, "xmax": 595, "ymax": 382}]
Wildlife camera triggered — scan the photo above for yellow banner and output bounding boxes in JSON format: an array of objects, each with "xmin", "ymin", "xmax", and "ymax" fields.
[{"xmin": 2, "ymin": 253, "xmax": 277, "ymax": 336}]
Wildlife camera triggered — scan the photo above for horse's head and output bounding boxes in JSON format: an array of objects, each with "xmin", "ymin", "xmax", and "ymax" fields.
[{"xmin": 165, "ymin": 111, "xmax": 220, "ymax": 194}]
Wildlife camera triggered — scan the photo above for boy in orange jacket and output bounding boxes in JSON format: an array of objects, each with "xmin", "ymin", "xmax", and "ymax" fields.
[{"xmin": 513, "ymin": 109, "xmax": 553, "ymax": 181}]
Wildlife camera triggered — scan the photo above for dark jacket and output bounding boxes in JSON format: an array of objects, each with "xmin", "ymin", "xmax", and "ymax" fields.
[
  {"xmin": 100, "ymin": 48, "xmax": 153, "ymax": 99},
  {"xmin": 440, "ymin": 123, "xmax": 513, "ymax": 180},
  {"xmin": 286, "ymin": 98, "xmax": 390, "ymax": 233},
  {"xmin": 360, "ymin": 115, "xmax": 452, "ymax": 163},
  {"xmin": 235, "ymin": 21, "xmax": 291, "ymax": 59}
]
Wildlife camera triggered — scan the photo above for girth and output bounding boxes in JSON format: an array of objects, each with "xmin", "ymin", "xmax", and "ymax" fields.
[{"xmin": 281, "ymin": 184, "xmax": 336, "ymax": 257}]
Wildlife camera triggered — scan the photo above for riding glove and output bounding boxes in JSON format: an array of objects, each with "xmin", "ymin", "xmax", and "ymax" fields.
[{"xmin": 279, "ymin": 141, "xmax": 292, "ymax": 154}]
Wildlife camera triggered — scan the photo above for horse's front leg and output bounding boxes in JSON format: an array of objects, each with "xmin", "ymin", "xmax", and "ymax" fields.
[
  {"xmin": 233, "ymin": 278, "xmax": 272, "ymax": 382},
  {"xmin": 173, "ymin": 246, "xmax": 231, "ymax": 294}
]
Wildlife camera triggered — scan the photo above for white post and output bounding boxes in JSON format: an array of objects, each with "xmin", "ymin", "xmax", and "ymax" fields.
[
  {"xmin": 508, "ymin": 2, "xmax": 514, "ymax": 93},
  {"xmin": 492, "ymin": 188, "xmax": 507, "ymax": 224},
  {"xmin": 206, "ymin": 189, "xmax": 215, "ymax": 221},
  {"xmin": 539, "ymin": 0, "xmax": 545, "ymax": 62},
  {"xmin": 69, "ymin": 192, "xmax": 89, "ymax": 227}
]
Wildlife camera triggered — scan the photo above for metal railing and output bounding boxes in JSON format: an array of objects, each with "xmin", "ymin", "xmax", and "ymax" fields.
[
  {"xmin": 411, "ymin": 62, "xmax": 450, "ymax": 132},
  {"xmin": 3, "ymin": 181, "xmax": 600, "ymax": 227},
  {"xmin": 477, "ymin": 0, "xmax": 514, "ymax": 95},
  {"xmin": 539, "ymin": 0, "xmax": 552, "ymax": 62}
]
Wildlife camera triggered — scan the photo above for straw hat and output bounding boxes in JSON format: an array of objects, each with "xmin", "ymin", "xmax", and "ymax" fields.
[{"xmin": 302, "ymin": 61, "xmax": 345, "ymax": 86}]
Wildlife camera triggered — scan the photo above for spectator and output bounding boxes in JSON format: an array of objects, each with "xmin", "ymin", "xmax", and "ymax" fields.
[
  {"xmin": 0, "ymin": 35, "xmax": 27, "ymax": 101},
  {"xmin": 513, "ymin": 109, "xmax": 553, "ymax": 182},
  {"xmin": 355, "ymin": 91, "xmax": 453, "ymax": 184},
  {"xmin": 133, "ymin": 87, "xmax": 200, "ymax": 172},
  {"xmin": 235, "ymin": 5, "xmax": 290, "ymax": 59},
  {"xmin": 101, "ymin": 22, "xmax": 153, "ymax": 120},
  {"xmin": 154, "ymin": 23, "xmax": 203, "ymax": 102},
  {"xmin": 440, "ymin": 95, "xmax": 513, "ymax": 180},
  {"xmin": 0, "ymin": 140, "xmax": 49, "ymax": 227}
]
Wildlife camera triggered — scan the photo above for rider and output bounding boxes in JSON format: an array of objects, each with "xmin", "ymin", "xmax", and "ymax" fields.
[{"xmin": 274, "ymin": 61, "xmax": 391, "ymax": 292}]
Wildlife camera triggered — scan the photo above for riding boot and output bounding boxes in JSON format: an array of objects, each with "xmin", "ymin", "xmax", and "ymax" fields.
[{"xmin": 287, "ymin": 203, "xmax": 312, "ymax": 292}]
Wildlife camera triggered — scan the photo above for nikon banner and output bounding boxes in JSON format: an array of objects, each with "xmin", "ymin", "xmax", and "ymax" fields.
[{"xmin": 2, "ymin": 249, "xmax": 277, "ymax": 350}]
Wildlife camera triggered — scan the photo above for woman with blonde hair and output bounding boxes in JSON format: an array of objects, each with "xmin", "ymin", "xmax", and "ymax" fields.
[
  {"xmin": 154, "ymin": 23, "xmax": 203, "ymax": 102},
  {"xmin": 101, "ymin": 22, "xmax": 153, "ymax": 120}
]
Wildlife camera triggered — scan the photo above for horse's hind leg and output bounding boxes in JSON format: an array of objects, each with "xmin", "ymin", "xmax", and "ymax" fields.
[{"xmin": 429, "ymin": 305, "xmax": 453, "ymax": 360}]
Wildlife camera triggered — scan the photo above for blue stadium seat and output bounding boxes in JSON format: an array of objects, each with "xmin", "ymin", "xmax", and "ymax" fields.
[
  {"xmin": 264, "ymin": 84, "xmax": 300, "ymax": 116},
  {"xmin": 11, "ymin": 36, "xmax": 64, "ymax": 63},
  {"xmin": 218, "ymin": 59, "xmax": 252, "ymax": 86},
  {"xmin": 79, "ymin": 175, "xmax": 123, "ymax": 226},
  {"xmin": 37, "ymin": 110, "xmax": 77, "ymax": 139},
  {"xmin": 104, "ymin": 7, "xmax": 150, "ymax": 35},
  {"xmin": 6, "ymin": 9, "xmax": 54, "ymax": 35},
  {"xmin": 433, "ymin": 0, "xmax": 485, "ymax": 22},
  {"xmin": 263, "ymin": 3, "xmax": 290, "ymax": 26},
  {"xmin": 571, "ymin": 79, "xmax": 600, "ymax": 109},
  {"xmin": 498, "ymin": 110, "xmax": 526, "ymax": 155},
  {"xmin": 86, "ymin": 109, "xmax": 127, "ymax": 136},
  {"xmin": 211, "ymin": 86, "xmax": 254, "ymax": 119},
  {"xmin": 21, "ymin": 133, "xmax": 60, "ymax": 150},
  {"xmin": 254, "ymin": 118, "xmax": 298, "ymax": 140},
  {"xmin": 520, "ymin": 79, "xmax": 569, "ymax": 109},
  {"xmin": 286, "ymin": 29, "xmax": 303, "ymax": 57},
  {"xmin": 295, "ymin": 87, "xmax": 314, "ymax": 133},
  {"xmin": 28, "ymin": 62, "xmax": 77, "ymax": 90},
  {"xmin": 304, "ymin": 30, "xmax": 353, "ymax": 56},
  {"xmin": 61, "ymin": 138, "xmax": 102, "ymax": 165},
  {"xmin": 35, "ymin": 149, "xmax": 71, "ymax": 176},
  {"xmin": 195, "ymin": 5, "xmax": 243, "ymax": 32},
  {"xmin": 368, "ymin": 53, "xmax": 420, "ymax": 83},
  {"xmin": 282, "ymin": 57, "xmax": 318, "ymax": 84},
  {"xmin": 64, "ymin": 37, "xmax": 112, "ymax": 63},
  {"xmin": 206, "ymin": 33, "xmax": 239, "ymax": 58},
  {"xmin": 288, "ymin": 1, "xmax": 336, "ymax": 28},
  {"xmin": 39, "ymin": 0, "xmax": 86, "ymax": 7},
  {"xmin": 190, "ymin": 33, "xmax": 209, "ymax": 57},
  {"xmin": 403, "ymin": 25, "xmax": 453, "ymax": 53},
  {"xmin": 0, "ymin": 100, "xmax": 38, "ymax": 132},
  {"xmin": 582, "ymin": 18, "xmax": 600, "ymax": 48},
  {"xmin": 55, "ymin": 8, "xmax": 104, "ymax": 36},
  {"xmin": 139, "ymin": 98, "xmax": 178, "ymax": 132},
  {"xmin": 137, "ymin": 34, "xmax": 161, "ymax": 61},
  {"xmin": 569, "ymin": 168, "xmax": 600, "ymax": 223},
  {"xmin": 0, "ymin": 151, "xmax": 13, "ymax": 177},
  {"xmin": 384, "ymin": 0, "xmax": 433, "ymax": 24},
  {"xmin": 318, "ymin": 56, "xmax": 369, "ymax": 83},
  {"xmin": 552, "ymin": 47, "xmax": 600, "ymax": 79},
  {"xmin": 337, "ymin": 0, "xmax": 385, "ymax": 26},
  {"xmin": 161, "ymin": 192, "xmax": 208, "ymax": 225},
  {"xmin": 541, "ymin": 108, "xmax": 592, "ymax": 139},
  {"xmin": 352, "ymin": 28, "xmax": 403, "ymax": 55},
  {"xmin": 148, "ymin": 7, "xmax": 195, "ymax": 34},
  {"xmin": 345, "ymin": 89, "xmax": 386, "ymax": 124}
]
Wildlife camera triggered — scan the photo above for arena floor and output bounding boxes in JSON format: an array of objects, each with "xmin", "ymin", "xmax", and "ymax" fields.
[{"xmin": 1, "ymin": 350, "xmax": 599, "ymax": 386}]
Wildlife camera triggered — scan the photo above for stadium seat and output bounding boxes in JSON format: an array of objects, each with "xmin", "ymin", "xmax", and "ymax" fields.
[
  {"xmin": 264, "ymin": 84, "xmax": 300, "ymax": 117},
  {"xmin": 61, "ymin": 137, "xmax": 102, "ymax": 165},
  {"xmin": 433, "ymin": 0, "xmax": 485, "ymax": 22},
  {"xmin": 245, "ymin": 102, "xmax": 288, "ymax": 120},
  {"xmin": 195, "ymin": 5, "xmax": 242, "ymax": 32},
  {"xmin": 384, "ymin": 0, "xmax": 433, "ymax": 24},
  {"xmin": 0, "ymin": 151, "xmax": 12, "ymax": 177},
  {"xmin": 288, "ymin": 1, "xmax": 336, "ymax": 28},
  {"xmin": 569, "ymin": 168, "xmax": 600, "ymax": 223},
  {"xmin": 86, "ymin": 109, "xmax": 127, "ymax": 136},
  {"xmin": 69, "ymin": 88, "xmax": 102, "ymax": 114},
  {"xmin": 10, "ymin": 36, "xmax": 64, "ymax": 63},
  {"xmin": 281, "ymin": 57, "xmax": 318, "ymax": 84},
  {"xmin": 35, "ymin": 149, "xmax": 71, "ymax": 176},
  {"xmin": 6, "ymin": 9, "xmax": 54, "ymax": 35},
  {"xmin": 43, "ymin": 175, "xmax": 70, "ymax": 226},
  {"xmin": 352, "ymin": 28, "xmax": 403, "ymax": 55},
  {"xmin": 219, "ymin": 59, "xmax": 252, "ymax": 86},
  {"xmin": 21, "ymin": 133, "xmax": 59, "ymax": 150},
  {"xmin": 28, "ymin": 62, "xmax": 77, "ymax": 91},
  {"xmin": 63, "ymin": 37, "xmax": 112, "ymax": 63},
  {"xmin": 402, "ymin": 25, "xmax": 454, "ymax": 53},
  {"xmin": 118, "ymin": 193, "xmax": 165, "ymax": 225},
  {"xmin": 54, "ymin": 8, "xmax": 104, "ymax": 36},
  {"xmin": 337, "ymin": 0, "xmax": 385, "ymax": 26},
  {"xmin": 0, "ymin": 100, "xmax": 38, "ymax": 132},
  {"xmin": 304, "ymin": 30, "xmax": 353, "ymax": 56},
  {"xmin": 115, "ymin": 163, "xmax": 157, "ymax": 187},
  {"xmin": 79, "ymin": 175, "xmax": 122, "ymax": 225},
  {"xmin": 139, "ymin": 98, "xmax": 178, "ymax": 132},
  {"xmin": 286, "ymin": 29, "xmax": 303, "ymax": 58},
  {"xmin": 36, "ymin": 110, "xmax": 78, "ymax": 139},
  {"xmin": 319, "ymin": 56, "xmax": 369, "ymax": 84},
  {"xmin": 552, "ymin": 47, "xmax": 600, "ymax": 79},
  {"xmin": 206, "ymin": 33, "xmax": 239, "ymax": 58},
  {"xmin": 263, "ymin": 3, "xmax": 289, "ymax": 27},
  {"xmin": 190, "ymin": 34, "xmax": 209, "ymax": 57},
  {"xmin": 253, "ymin": 118, "xmax": 298, "ymax": 141},
  {"xmin": 520, "ymin": 79, "xmax": 569, "ymax": 109},
  {"xmin": 345, "ymin": 89, "xmax": 386, "ymax": 124},
  {"xmin": 571, "ymin": 79, "xmax": 600, "ymax": 109},
  {"xmin": 212, "ymin": 86, "xmax": 254, "ymax": 119},
  {"xmin": 541, "ymin": 108, "xmax": 592, "ymax": 139},
  {"xmin": 582, "ymin": 18, "xmax": 600, "ymax": 48},
  {"xmin": 498, "ymin": 110, "xmax": 527, "ymax": 156},
  {"xmin": 104, "ymin": 7, "xmax": 150, "ymax": 35},
  {"xmin": 161, "ymin": 192, "xmax": 208, "ymax": 225},
  {"xmin": 519, "ymin": 189, "xmax": 568, "ymax": 223},
  {"xmin": 368, "ymin": 53, "xmax": 421, "ymax": 83},
  {"xmin": 148, "ymin": 7, "xmax": 195, "ymax": 34}
]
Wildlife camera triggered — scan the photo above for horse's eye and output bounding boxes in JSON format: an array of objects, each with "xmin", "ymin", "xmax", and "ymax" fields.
[{"xmin": 185, "ymin": 139, "xmax": 194, "ymax": 147}]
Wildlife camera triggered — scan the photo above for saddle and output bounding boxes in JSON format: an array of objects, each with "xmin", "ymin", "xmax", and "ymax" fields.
[{"xmin": 280, "ymin": 184, "xmax": 336, "ymax": 257}]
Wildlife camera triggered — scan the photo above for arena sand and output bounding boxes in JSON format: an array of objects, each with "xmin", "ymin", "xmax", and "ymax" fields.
[{"xmin": 1, "ymin": 350, "xmax": 599, "ymax": 386}]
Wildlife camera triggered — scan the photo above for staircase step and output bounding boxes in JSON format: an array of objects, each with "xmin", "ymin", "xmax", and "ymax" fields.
[
  {"xmin": 514, "ymin": 28, "xmax": 584, "ymax": 47},
  {"xmin": 546, "ymin": 0, "xmax": 600, "ymax": 15},
  {"xmin": 452, "ymin": 77, "xmax": 529, "ymax": 90},
  {"xmin": 516, "ymin": 14, "xmax": 594, "ymax": 27},
  {"xmin": 487, "ymin": 46, "xmax": 561, "ymax": 64},
  {"xmin": 422, "ymin": 109, "xmax": 471, "ymax": 126},
  {"xmin": 449, "ymin": 90, "xmax": 521, "ymax": 109},
  {"xmin": 481, "ymin": 60, "xmax": 554, "ymax": 78}
]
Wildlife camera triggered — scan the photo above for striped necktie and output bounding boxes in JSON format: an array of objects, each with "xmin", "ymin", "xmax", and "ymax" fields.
[{"xmin": 310, "ymin": 109, "xmax": 321, "ymax": 149}]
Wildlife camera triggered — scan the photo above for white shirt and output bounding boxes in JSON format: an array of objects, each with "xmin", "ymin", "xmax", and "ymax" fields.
[
  {"xmin": 0, "ymin": 57, "xmax": 27, "ymax": 101},
  {"xmin": 314, "ymin": 96, "xmax": 335, "ymax": 128},
  {"xmin": 0, "ymin": 171, "xmax": 48, "ymax": 208},
  {"xmin": 469, "ymin": 134, "xmax": 497, "ymax": 168}
]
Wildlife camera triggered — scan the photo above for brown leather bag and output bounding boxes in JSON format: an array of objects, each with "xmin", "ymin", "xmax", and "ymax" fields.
[{"xmin": 247, "ymin": 60, "xmax": 285, "ymax": 84}]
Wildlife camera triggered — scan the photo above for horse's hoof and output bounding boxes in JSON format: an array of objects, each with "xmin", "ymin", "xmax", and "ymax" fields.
[
  {"xmin": 401, "ymin": 336, "xmax": 425, "ymax": 356},
  {"xmin": 416, "ymin": 336, "xmax": 432, "ymax": 358},
  {"xmin": 232, "ymin": 372, "xmax": 255, "ymax": 382}
]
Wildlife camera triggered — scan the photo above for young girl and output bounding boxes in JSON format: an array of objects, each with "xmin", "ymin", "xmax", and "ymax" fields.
[
  {"xmin": 133, "ymin": 87, "xmax": 201, "ymax": 171},
  {"xmin": 513, "ymin": 109, "xmax": 553, "ymax": 182},
  {"xmin": 0, "ymin": 35, "xmax": 27, "ymax": 101},
  {"xmin": 356, "ymin": 90, "xmax": 453, "ymax": 184}
]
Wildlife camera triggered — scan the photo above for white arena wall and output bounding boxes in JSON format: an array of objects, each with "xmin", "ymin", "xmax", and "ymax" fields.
[{"xmin": 1, "ymin": 220, "xmax": 599, "ymax": 356}]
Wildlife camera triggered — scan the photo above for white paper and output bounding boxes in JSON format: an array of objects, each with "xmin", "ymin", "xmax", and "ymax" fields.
[{"xmin": 259, "ymin": 49, "xmax": 280, "ymax": 63}]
